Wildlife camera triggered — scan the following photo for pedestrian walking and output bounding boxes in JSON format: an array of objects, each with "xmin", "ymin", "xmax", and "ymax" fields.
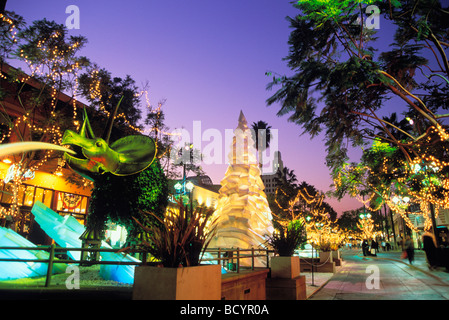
[
  {"xmin": 423, "ymin": 231, "xmax": 438, "ymax": 270},
  {"xmin": 370, "ymin": 238, "xmax": 378, "ymax": 256},
  {"xmin": 362, "ymin": 239, "xmax": 369, "ymax": 257},
  {"xmin": 404, "ymin": 236, "xmax": 414, "ymax": 264},
  {"xmin": 397, "ymin": 234, "xmax": 403, "ymax": 250}
]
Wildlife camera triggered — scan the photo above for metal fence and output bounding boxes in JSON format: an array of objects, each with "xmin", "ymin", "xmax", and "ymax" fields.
[
  {"xmin": 203, "ymin": 248, "xmax": 274, "ymax": 273},
  {"xmin": 0, "ymin": 245, "xmax": 274, "ymax": 287},
  {"xmin": 0, "ymin": 244, "xmax": 143, "ymax": 287}
]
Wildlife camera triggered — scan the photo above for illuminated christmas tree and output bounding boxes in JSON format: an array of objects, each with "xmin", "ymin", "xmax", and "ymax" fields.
[{"xmin": 208, "ymin": 111, "xmax": 274, "ymax": 266}]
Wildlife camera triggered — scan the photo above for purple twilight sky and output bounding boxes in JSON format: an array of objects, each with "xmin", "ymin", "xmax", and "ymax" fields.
[{"xmin": 6, "ymin": 0, "xmax": 402, "ymax": 216}]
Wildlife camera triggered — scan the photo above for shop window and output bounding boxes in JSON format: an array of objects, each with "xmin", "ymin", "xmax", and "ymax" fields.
[
  {"xmin": 42, "ymin": 189, "xmax": 53, "ymax": 208},
  {"xmin": 2, "ymin": 183, "xmax": 13, "ymax": 204},
  {"xmin": 24, "ymin": 185, "xmax": 35, "ymax": 206},
  {"xmin": 57, "ymin": 192, "xmax": 82, "ymax": 212},
  {"xmin": 34, "ymin": 188, "xmax": 44, "ymax": 204},
  {"xmin": 56, "ymin": 191, "xmax": 88, "ymax": 220}
]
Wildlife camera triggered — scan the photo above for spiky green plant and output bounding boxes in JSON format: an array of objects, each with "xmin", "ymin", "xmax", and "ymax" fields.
[
  {"xmin": 133, "ymin": 201, "xmax": 216, "ymax": 268},
  {"xmin": 266, "ymin": 219, "xmax": 307, "ymax": 256}
]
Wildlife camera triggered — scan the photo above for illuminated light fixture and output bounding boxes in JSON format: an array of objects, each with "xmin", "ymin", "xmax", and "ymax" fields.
[
  {"xmin": 359, "ymin": 213, "xmax": 371, "ymax": 219},
  {"xmin": 55, "ymin": 171, "xmax": 63, "ymax": 176},
  {"xmin": 174, "ymin": 182, "xmax": 182, "ymax": 191},
  {"xmin": 4, "ymin": 164, "xmax": 35, "ymax": 183},
  {"xmin": 2, "ymin": 158, "xmax": 12, "ymax": 164},
  {"xmin": 186, "ymin": 181, "xmax": 194, "ymax": 192}
]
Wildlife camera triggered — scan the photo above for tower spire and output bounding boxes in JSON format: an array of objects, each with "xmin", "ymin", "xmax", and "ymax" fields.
[{"xmin": 208, "ymin": 111, "xmax": 274, "ymax": 267}]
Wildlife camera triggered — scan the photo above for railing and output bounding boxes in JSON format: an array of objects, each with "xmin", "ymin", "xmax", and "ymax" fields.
[
  {"xmin": 0, "ymin": 245, "xmax": 274, "ymax": 287},
  {"xmin": 202, "ymin": 248, "xmax": 275, "ymax": 273},
  {"xmin": 0, "ymin": 244, "xmax": 144, "ymax": 287}
]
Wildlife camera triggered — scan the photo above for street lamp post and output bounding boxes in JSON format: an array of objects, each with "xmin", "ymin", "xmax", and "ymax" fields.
[
  {"xmin": 359, "ymin": 212, "xmax": 372, "ymax": 220},
  {"xmin": 174, "ymin": 143, "xmax": 195, "ymax": 208},
  {"xmin": 305, "ymin": 215, "xmax": 317, "ymax": 287}
]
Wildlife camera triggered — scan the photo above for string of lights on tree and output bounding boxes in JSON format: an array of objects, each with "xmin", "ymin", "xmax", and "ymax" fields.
[
  {"xmin": 0, "ymin": 14, "xmax": 157, "ymax": 219},
  {"xmin": 333, "ymin": 144, "xmax": 448, "ymax": 234},
  {"xmin": 273, "ymin": 186, "xmax": 344, "ymax": 250}
]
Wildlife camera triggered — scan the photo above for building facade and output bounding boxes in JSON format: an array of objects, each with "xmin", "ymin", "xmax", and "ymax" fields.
[
  {"xmin": 170, "ymin": 175, "xmax": 220, "ymax": 210},
  {"xmin": 0, "ymin": 63, "xmax": 96, "ymax": 243},
  {"xmin": 261, "ymin": 151, "xmax": 284, "ymax": 195}
]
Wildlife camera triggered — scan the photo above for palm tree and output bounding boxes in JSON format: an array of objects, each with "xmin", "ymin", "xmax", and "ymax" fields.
[
  {"xmin": 251, "ymin": 121, "xmax": 271, "ymax": 170},
  {"xmin": 274, "ymin": 167, "xmax": 298, "ymax": 189}
]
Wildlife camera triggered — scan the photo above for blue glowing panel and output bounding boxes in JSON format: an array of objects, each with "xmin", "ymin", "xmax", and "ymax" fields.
[
  {"xmin": 31, "ymin": 202, "xmax": 140, "ymax": 284},
  {"xmin": 31, "ymin": 201, "xmax": 83, "ymax": 260},
  {"xmin": 99, "ymin": 243, "xmax": 139, "ymax": 284},
  {"xmin": 0, "ymin": 226, "xmax": 67, "ymax": 280},
  {"xmin": 201, "ymin": 252, "xmax": 227, "ymax": 274}
]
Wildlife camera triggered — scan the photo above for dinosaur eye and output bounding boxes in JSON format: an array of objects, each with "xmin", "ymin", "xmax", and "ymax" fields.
[{"xmin": 95, "ymin": 141, "xmax": 102, "ymax": 148}]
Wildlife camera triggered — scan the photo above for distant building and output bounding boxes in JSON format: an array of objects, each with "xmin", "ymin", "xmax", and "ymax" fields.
[
  {"xmin": 261, "ymin": 151, "xmax": 284, "ymax": 195},
  {"xmin": 169, "ymin": 175, "xmax": 220, "ymax": 209}
]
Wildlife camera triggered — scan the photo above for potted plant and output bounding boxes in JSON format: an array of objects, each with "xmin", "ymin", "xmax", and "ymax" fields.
[
  {"xmin": 318, "ymin": 240, "xmax": 333, "ymax": 263},
  {"xmin": 266, "ymin": 219, "xmax": 307, "ymax": 279},
  {"xmin": 330, "ymin": 243, "xmax": 341, "ymax": 260},
  {"xmin": 131, "ymin": 201, "xmax": 221, "ymax": 300}
]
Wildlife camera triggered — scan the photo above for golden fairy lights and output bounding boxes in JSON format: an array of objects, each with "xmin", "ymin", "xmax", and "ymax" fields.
[
  {"xmin": 356, "ymin": 216, "xmax": 382, "ymax": 240},
  {"xmin": 273, "ymin": 186, "xmax": 345, "ymax": 250},
  {"xmin": 0, "ymin": 13, "xmax": 17, "ymax": 81},
  {"xmin": 0, "ymin": 13, "xmax": 17, "ymax": 40},
  {"xmin": 273, "ymin": 186, "xmax": 323, "ymax": 220},
  {"xmin": 87, "ymin": 68, "xmax": 149, "ymax": 134},
  {"xmin": 0, "ymin": 164, "xmax": 30, "ymax": 219},
  {"xmin": 333, "ymin": 138, "xmax": 449, "ymax": 235},
  {"xmin": 0, "ymin": 15, "xmax": 86, "ymax": 218},
  {"xmin": 0, "ymin": 13, "xmax": 172, "ymax": 219}
]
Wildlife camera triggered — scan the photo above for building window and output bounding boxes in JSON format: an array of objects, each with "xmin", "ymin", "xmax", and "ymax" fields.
[
  {"xmin": 0, "ymin": 181, "xmax": 89, "ymax": 222},
  {"xmin": 56, "ymin": 191, "xmax": 89, "ymax": 221}
]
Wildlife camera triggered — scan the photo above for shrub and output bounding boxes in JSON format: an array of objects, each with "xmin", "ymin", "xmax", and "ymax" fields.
[
  {"xmin": 266, "ymin": 219, "xmax": 307, "ymax": 256},
  {"xmin": 87, "ymin": 160, "xmax": 168, "ymax": 242},
  {"xmin": 133, "ymin": 201, "xmax": 216, "ymax": 268}
]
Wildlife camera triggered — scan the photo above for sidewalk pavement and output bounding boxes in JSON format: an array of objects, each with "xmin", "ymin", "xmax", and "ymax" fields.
[
  {"xmin": 2, "ymin": 249, "xmax": 446, "ymax": 300},
  {"xmin": 306, "ymin": 249, "xmax": 449, "ymax": 300},
  {"xmin": 304, "ymin": 270, "xmax": 334, "ymax": 299},
  {"xmin": 367, "ymin": 249, "xmax": 449, "ymax": 283}
]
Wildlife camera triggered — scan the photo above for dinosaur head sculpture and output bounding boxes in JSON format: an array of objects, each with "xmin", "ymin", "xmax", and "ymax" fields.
[{"xmin": 62, "ymin": 107, "xmax": 156, "ymax": 181}]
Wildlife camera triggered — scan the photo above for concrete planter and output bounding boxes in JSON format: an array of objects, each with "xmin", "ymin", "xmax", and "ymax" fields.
[
  {"xmin": 331, "ymin": 250, "xmax": 340, "ymax": 260},
  {"xmin": 319, "ymin": 251, "xmax": 333, "ymax": 263},
  {"xmin": 267, "ymin": 256, "xmax": 306, "ymax": 300},
  {"xmin": 132, "ymin": 264, "xmax": 221, "ymax": 300},
  {"xmin": 270, "ymin": 256, "xmax": 300, "ymax": 279}
]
